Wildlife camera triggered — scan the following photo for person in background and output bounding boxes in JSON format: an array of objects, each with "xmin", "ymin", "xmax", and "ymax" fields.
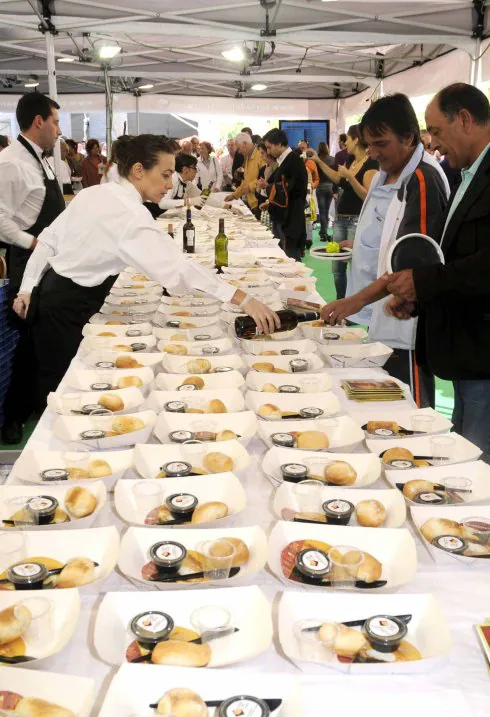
[
  {"xmin": 59, "ymin": 139, "xmax": 74, "ymax": 194},
  {"xmin": 251, "ymin": 134, "xmax": 262, "ymax": 147},
  {"xmin": 81, "ymin": 138, "xmax": 106, "ymax": 188},
  {"xmin": 334, "ymin": 133, "xmax": 349, "ymax": 168},
  {"xmin": 314, "ymin": 142, "xmax": 335, "ymax": 241},
  {"xmin": 159, "ymin": 153, "xmax": 203, "ymax": 210},
  {"xmin": 190, "ymin": 136, "xmax": 200, "ymax": 157},
  {"xmin": 181, "ymin": 140, "xmax": 192, "ymax": 154},
  {"xmin": 225, "ymin": 132, "xmax": 264, "ymax": 218},
  {"xmin": 196, "ymin": 141, "xmax": 223, "ymax": 191},
  {"xmin": 256, "ymin": 142, "xmax": 276, "ymax": 228},
  {"xmin": 420, "ymin": 130, "xmax": 433, "ymax": 153},
  {"xmin": 261, "ymin": 128, "xmax": 308, "ymax": 260},
  {"xmin": 297, "ymin": 140, "xmax": 320, "ymax": 190},
  {"xmin": 309, "ymin": 124, "xmax": 378, "ymax": 298},
  {"xmin": 65, "ymin": 139, "xmax": 83, "ymax": 177},
  {"xmin": 101, "ymin": 137, "xmax": 125, "ymax": 185},
  {"xmin": 0, "ymin": 135, "xmax": 9, "ymax": 151},
  {"xmin": 220, "ymin": 138, "xmax": 236, "ymax": 191},
  {"xmin": 231, "ymin": 126, "xmax": 253, "ymax": 184}
]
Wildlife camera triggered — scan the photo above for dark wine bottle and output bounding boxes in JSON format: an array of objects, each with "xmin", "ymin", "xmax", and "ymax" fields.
[
  {"xmin": 182, "ymin": 199, "xmax": 195, "ymax": 254},
  {"xmin": 235, "ymin": 309, "xmax": 320, "ymax": 339}
]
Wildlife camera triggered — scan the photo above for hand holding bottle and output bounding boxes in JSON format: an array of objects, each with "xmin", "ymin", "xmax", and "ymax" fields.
[{"xmin": 240, "ymin": 296, "xmax": 281, "ymax": 335}]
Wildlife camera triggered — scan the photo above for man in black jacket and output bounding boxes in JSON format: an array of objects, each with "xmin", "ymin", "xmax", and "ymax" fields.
[
  {"xmin": 261, "ymin": 128, "xmax": 308, "ymax": 260},
  {"xmin": 387, "ymin": 83, "xmax": 490, "ymax": 460}
]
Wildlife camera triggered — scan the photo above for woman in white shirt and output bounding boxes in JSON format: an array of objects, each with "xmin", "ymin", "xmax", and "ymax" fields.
[
  {"xmin": 14, "ymin": 134, "xmax": 279, "ymax": 408},
  {"xmin": 196, "ymin": 142, "xmax": 223, "ymax": 191}
]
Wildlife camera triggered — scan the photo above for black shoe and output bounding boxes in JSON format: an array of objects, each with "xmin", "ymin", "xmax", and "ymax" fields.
[
  {"xmin": 1, "ymin": 420, "xmax": 23, "ymax": 445},
  {"xmin": 319, "ymin": 235, "xmax": 327, "ymax": 242},
  {"xmin": 305, "ymin": 240, "xmax": 313, "ymax": 250}
]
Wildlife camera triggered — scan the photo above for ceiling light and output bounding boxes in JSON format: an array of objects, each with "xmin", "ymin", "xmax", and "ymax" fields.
[
  {"xmin": 58, "ymin": 56, "xmax": 75, "ymax": 63},
  {"xmin": 138, "ymin": 83, "xmax": 154, "ymax": 90},
  {"xmin": 98, "ymin": 43, "xmax": 122, "ymax": 60},
  {"xmin": 251, "ymin": 83, "xmax": 267, "ymax": 91},
  {"xmin": 222, "ymin": 47, "xmax": 245, "ymax": 62},
  {"xmin": 24, "ymin": 81, "xmax": 39, "ymax": 88}
]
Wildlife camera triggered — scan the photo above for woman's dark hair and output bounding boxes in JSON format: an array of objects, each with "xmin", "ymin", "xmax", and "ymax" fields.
[
  {"xmin": 200, "ymin": 141, "xmax": 214, "ymax": 155},
  {"xmin": 436, "ymin": 82, "xmax": 490, "ymax": 125},
  {"xmin": 339, "ymin": 133, "xmax": 347, "ymax": 144},
  {"xmin": 317, "ymin": 141, "xmax": 330, "ymax": 157},
  {"xmin": 16, "ymin": 93, "xmax": 59, "ymax": 132},
  {"xmin": 263, "ymin": 128, "xmax": 288, "ymax": 147},
  {"xmin": 86, "ymin": 138, "xmax": 101, "ymax": 154},
  {"xmin": 116, "ymin": 134, "xmax": 176, "ymax": 178},
  {"xmin": 257, "ymin": 142, "xmax": 267, "ymax": 152},
  {"xmin": 347, "ymin": 123, "xmax": 368, "ymax": 149},
  {"xmin": 360, "ymin": 93, "xmax": 420, "ymax": 147}
]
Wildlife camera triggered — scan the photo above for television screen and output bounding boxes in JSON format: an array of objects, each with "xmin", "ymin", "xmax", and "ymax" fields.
[{"xmin": 279, "ymin": 120, "xmax": 330, "ymax": 150}]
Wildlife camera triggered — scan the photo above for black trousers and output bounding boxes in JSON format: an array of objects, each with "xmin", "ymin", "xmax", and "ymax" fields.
[
  {"xmin": 384, "ymin": 348, "xmax": 435, "ymax": 409},
  {"xmin": 30, "ymin": 269, "xmax": 116, "ymax": 411}
]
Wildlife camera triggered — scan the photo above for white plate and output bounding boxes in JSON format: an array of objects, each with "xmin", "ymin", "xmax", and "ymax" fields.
[
  {"xmin": 157, "ymin": 337, "xmax": 234, "ymax": 355},
  {"xmin": 110, "ymin": 286, "xmax": 162, "ymax": 297},
  {"xmin": 0, "ymin": 526, "xmax": 119, "ymax": 589},
  {"xmin": 79, "ymin": 334, "xmax": 157, "ymax": 354},
  {"xmin": 265, "ymin": 265, "xmax": 314, "ymax": 277},
  {"xmin": 115, "ymin": 473, "xmax": 246, "ymax": 527},
  {"xmin": 118, "ymin": 525, "xmax": 267, "ymax": 590},
  {"xmin": 161, "ymin": 353, "xmax": 245, "ymax": 374},
  {"xmin": 247, "ymin": 391, "xmax": 341, "ymax": 421},
  {"xmin": 351, "ymin": 407, "xmax": 452, "ymax": 438},
  {"xmin": 300, "ymin": 324, "xmax": 368, "ymax": 344},
  {"xmin": 278, "ymin": 591, "xmax": 451, "ymax": 674},
  {"xmin": 148, "ymin": 388, "xmax": 245, "ymax": 413},
  {"xmin": 385, "ymin": 460, "xmax": 490, "ymax": 505},
  {"xmin": 0, "ymin": 591, "xmax": 81, "ymax": 667},
  {"xmin": 243, "ymin": 353, "xmax": 324, "ymax": 373},
  {"xmin": 134, "ymin": 441, "xmax": 251, "ymax": 478},
  {"xmin": 0, "ymin": 667, "xmax": 94, "ymax": 715},
  {"xmin": 268, "ymin": 521, "xmax": 417, "ymax": 592},
  {"xmin": 0, "ymin": 481, "xmax": 106, "ymax": 530},
  {"xmin": 309, "ymin": 246, "xmax": 353, "ymax": 260},
  {"xmin": 82, "ymin": 350, "xmax": 164, "ymax": 369},
  {"xmin": 319, "ymin": 342, "xmax": 394, "ymax": 368},
  {"xmin": 8, "ymin": 449, "xmax": 133, "ymax": 491},
  {"xmin": 246, "ymin": 371, "xmax": 333, "ymax": 393},
  {"xmin": 221, "ymin": 266, "xmax": 266, "ymax": 276},
  {"xmin": 154, "ymin": 411, "xmax": 257, "ymax": 447},
  {"xmin": 153, "ymin": 324, "xmax": 225, "ymax": 341},
  {"xmin": 99, "ymin": 303, "xmax": 160, "ymax": 316},
  {"xmin": 105, "ymin": 294, "xmax": 161, "ymax": 306},
  {"xmin": 160, "ymin": 295, "xmax": 219, "ymax": 306},
  {"xmin": 156, "ymin": 370, "xmax": 245, "ymax": 392},
  {"xmin": 367, "ymin": 432, "xmax": 482, "ymax": 468},
  {"xmin": 273, "ymin": 483, "xmax": 406, "ymax": 528},
  {"xmin": 262, "ymin": 447, "xmax": 381, "ymax": 488},
  {"xmin": 64, "ymin": 366, "xmax": 154, "ymax": 392},
  {"xmin": 157, "ymin": 304, "xmax": 221, "ymax": 317},
  {"xmin": 154, "ymin": 314, "xmax": 222, "ymax": 329},
  {"xmin": 94, "ymin": 586, "xmax": 272, "ymax": 667},
  {"xmin": 275, "ymin": 277, "xmax": 317, "ymax": 290},
  {"xmin": 99, "ymin": 664, "xmax": 300, "ymax": 717},
  {"xmin": 258, "ymin": 415, "xmax": 364, "ymax": 452},
  {"xmin": 240, "ymin": 338, "xmax": 317, "ymax": 356},
  {"xmin": 47, "ymin": 387, "xmax": 145, "ymax": 416},
  {"xmin": 82, "ymin": 321, "xmax": 152, "ymax": 337},
  {"xmin": 53, "ymin": 410, "xmax": 157, "ymax": 450}
]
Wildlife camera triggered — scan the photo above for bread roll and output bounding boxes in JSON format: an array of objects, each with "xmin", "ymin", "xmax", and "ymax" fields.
[
  {"xmin": 151, "ymin": 639, "xmax": 211, "ymax": 667},
  {"xmin": 117, "ymin": 376, "xmax": 143, "ymax": 388},
  {"xmin": 186, "ymin": 408, "xmax": 205, "ymax": 414},
  {"xmin": 67, "ymin": 467, "xmax": 90, "ymax": 481},
  {"xmin": 324, "ymin": 461, "xmax": 357, "ymax": 486},
  {"xmin": 115, "ymin": 356, "xmax": 141, "ymax": 369},
  {"xmin": 273, "ymin": 368, "xmax": 289, "ymax": 374},
  {"xmin": 191, "ymin": 501, "xmax": 228, "ymax": 524},
  {"xmin": 208, "ymin": 399, "xmax": 227, "ymax": 414},
  {"xmin": 341, "ymin": 331, "xmax": 359, "ymax": 340},
  {"xmin": 165, "ymin": 344, "xmax": 188, "ymax": 355},
  {"xmin": 64, "ymin": 486, "xmax": 97, "ymax": 518},
  {"xmin": 420, "ymin": 517, "xmax": 462, "ymax": 543},
  {"xmin": 260, "ymin": 350, "xmax": 278, "ymax": 356},
  {"xmin": 56, "ymin": 557, "xmax": 96, "ymax": 588},
  {"xmin": 202, "ymin": 452, "xmax": 233, "ymax": 473},
  {"xmin": 252, "ymin": 362, "xmax": 275, "ymax": 372},
  {"xmin": 345, "ymin": 550, "xmax": 382, "ymax": 583},
  {"xmin": 216, "ymin": 429, "xmax": 237, "ymax": 442},
  {"xmin": 89, "ymin": 459, "xmax": 112, "ymax": 478},
  {"xmin": 0, "ymin": 604, "xmax": 31, "ymax": 646},
  {"xmin": 262, "ymin": 383, "xmax": 278, "ymax": 393},
  {"xmin": 383, "ymin": 447, "xmax": 414, "ymax": 463},
  {"xmin": 186, "ymin": 359, "xmax": 212, "ymax": 374},
  {"xmin": 221, "ymin": 537, "xmax": 249, "ymax": 566},
  {"xmin": 113, "ymin": 344, "xmax": 132, "ymax": 351},
  {"xmin": 183, "ymin": 376, "xmax": 205, "ymax": 389},
  {"xmin": 355, "ymin": 499, "xmax": 386, "ymax": 528},
  {"xmin": 170, "ymin": 333, "xmax": 188, "ymax": 341},
  {"xmin": 297, "ymin": 430, "xmax": 329, "ymax": 450},
  {"xmin": 329, "ymin": 624, "xmax": 368, "ymax": 657},
  {"xmin": 98, "ymin": 394, "xmax": 124, "ymax": 412},
  {"xmin": 14, "ymin": 698, "xmax": 76, "ymax": 717},
  {"xmin": 180, "ymin": 322, "xmax": 196, "ymax": 329},
  {"xmin": 156, "ymin": 688, "xmax": 207, "ymax": 717},
  {"xmin": 105, "ymin": 321, "xmax": 124, "ymax": 325},
  {"xmin": 97, "ymin": 331, "xmax": 116, "ymax": 337},
  {"xmin": 132, "ymin": 273, "xmax": 149, "ymax": 281},
  {"xmin": 112, "ymin": 415, "xmax": 145, "ymax": 434},
  {"xmin": 258, "ymin": 403, "xmax": 282, "ymax": 420},
  {"xmin": 172, "ymin": 310, "xmax": 191, "ymax": 317},
  {"xmin": 402, "ymin": 479, "xmax": 436, "ymax": 501}
]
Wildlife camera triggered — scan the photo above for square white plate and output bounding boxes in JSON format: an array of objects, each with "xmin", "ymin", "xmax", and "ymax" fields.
[
  {"xmin": 81, "ymin": 350, "xmax": 164, "ymax": 369},
  {"xmin": 240, "ymin": 338, "xmax": 317, "ymax": 356},
  {"xmin": 367, "ymin": 433, "xmax": 482, "ymax": 468},
  {"xmin": 154, "ymin": 411, "xmax": 257, "ymax": 447},
  {"xmin": 154, "ymin": 314, "xmax": 221, "ymax": 329},
  {"xmin": 160, "ymin": 295, "xmax": 219, "ymax": 307},
  {"xmin": 351, "ymin": 407, "xmax": 453, "ymax": 438},
  {"xmin": 48, "ymin": 386, "xmax": 145, "ymax": 416},
  {"xmin": 155, "ymin": 370, "xmax": 245, "ymax": 392},
  {"xmin": 258, "ymin": 415, "xmax": 364, "ymax": 452},
  {"xmin": 157, "ymin": 337, "xmax": 234, "ymax": 355},
  {"xmin": 161, "ymin": 353, "xmax": 245, "ymax": 374},
  {"xmin": 82, "ymin": 321, "xmax": 152, "ymax": 337},
  {"xmin": 0, "ymin": 667, "xmax": 93, "ymax": 715},
  {"xmin": 64, "ymin": 366, "xmax": 154, "ymax": 392},
  {"xmin": 148, "ymin": 388, "xmax": 245, "ymax": 413},
  {"xmin": 79, "ymin": 334, "xmax": 157, "ymax": 353},
  {"xmin": 243, "ymin": 353, "xmax": 324, "ymax": 373},
  {"xmin": 247, "ymin": 391, "xmax": 341, "ymax": 421},
  {"xmin": 52, "ymin": 410, "xmax": 157, "ymax": 449},
  {"xmin": 319, "ymin": 342, "xmax": 394, "ymax": 368},
  {"xmin": 300, "ymin": 324, "xmax": 368, "ymax": 344},
  {"xmin": 245, "ymin": 371, "xmax": 332, "ymax": 393},
  {"xmin": 153, "ymin": 324, "xmax": 225, "ymax": 341},
  {"xmin": 385, "ymin": 460, "xmax": 490, "ymax": 505},
  {"xmin": 133, "ymin": 441, "xmax": 251, "ymax": 478}
]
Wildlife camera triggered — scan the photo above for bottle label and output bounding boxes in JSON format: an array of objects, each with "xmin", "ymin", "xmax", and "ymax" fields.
[
  {"xmin": 417, "ymin": 492, "xmax": 444, "ymax": 503},
  {"xmin": 368, "ymin": 617, "xmax": 401, "ymax": 639},
  {"xmin": 185, "ymin": 230, "xmax": 195, "ymax": 246}
]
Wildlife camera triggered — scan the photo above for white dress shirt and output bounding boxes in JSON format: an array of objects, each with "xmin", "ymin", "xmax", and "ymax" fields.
[
  {"xmin": 0, "ymin": 135, "xmax": 56, "ymax": 249},
  {"xmin": 159, "ymin": 172, "xmax": 201, "ymax": 209},
  {"xmin": 60, "ymin": 160, "xmax": 72, "ymax": 186},
  {"xmin": 220, "ymin": 152, "xmax": 234, "ymax": 184},
  {"xmin": 196, "ymin": 156, "xmax": 223, "ymax": 191},
  {"xmin": 20, "ymin": 179, "xmax": 236, "ymax": 306},
  {"xmin": 277, "ymin": 146, "xmax": 292, "ymax": 166}
]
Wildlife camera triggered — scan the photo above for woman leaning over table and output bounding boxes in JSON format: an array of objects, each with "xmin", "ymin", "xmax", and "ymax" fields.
[{"xmin": 13, "ymin": 134, "xmax": 280, "ymax": 410}]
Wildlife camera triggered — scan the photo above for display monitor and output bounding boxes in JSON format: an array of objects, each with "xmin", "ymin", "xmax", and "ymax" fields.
[{"xmin": 279, "ymin": 120, "xmax": 330, "ymax": 150}]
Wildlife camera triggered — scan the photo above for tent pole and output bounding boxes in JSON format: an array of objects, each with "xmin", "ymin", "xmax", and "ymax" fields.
[
  {"xmin": 45, "ymin": 31, "xmax": 63, "ymax": 191},
  {"xmin": 470, "ymin": 37, "xmax": 482, "ymax": 86},
  {"xmin": 135, "ymin": 92, "xmax": 140, "ymax": 135},
  {"xmin": 104, "ymin": 67, "xmax": 113, "ymax": 156}
]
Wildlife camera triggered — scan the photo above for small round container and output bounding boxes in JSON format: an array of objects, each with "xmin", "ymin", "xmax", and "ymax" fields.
[
  {"xmin": 131, "ymin": 343, "xmax": 147, "ymax": 352},
  {"xmin": 162, "ymin": 461, "xmax": 192, "ymax": 478},
  {"xmin": 149, "ymin": 541, "xmax": 187, "ymax": 574},
  {"xmin": 194, "ymin": 334, "xmax": 212, "ymax": 341},
  {"xmin": 80, "ymin": 429, "xmax": 106, "ymax": 440},
  {"xmin": 166, "ymin": 320, "xmax": 181, "ymax": 328},
  {"xmin": 461, "ymin": 517, "xmax": 490, "ymax": 546},
  {"xmin": 217, "ymin": 696, "xmax": 270, "ymax": 717},
  {"xmin": 280, "ymin": 349, "xmax": 299, "ymax": 355},
  {"xmin": 90, "ymin": 382, "xmax": 113, "ymax": 391},
  {"xmin": 299, "ymin": 407, "xmax": 324, "ymax": 419},
  {"xmin": 126, "ymin": 329, "xmax": 142, "ymax": 337},
  {"xmin": 295, "ymin": 548, "xmax": 331, "ymax": 580},
  {"xmin": 164, "ymin": 401, "xmax": 187, "ymax": 413},
  {"xmin": 432, "ymin": 535, "xmax": 467, "ymax": 554},
  {"xmin": 442, "ymin": 476, "xmax": 473, "ymax": 491},
  {"xmin": 278, "ymin": 385, "xmax": 300, "ymax": 393},
  {"xmin": 169, "ymin": 430, "xmax": 195, "ymax": 443},
  {"xmin": 322, "ymin": 499, "xmax": 355, "ymax": 525},
  {"xmin": 413, "ymin": 491, "xmax": 447, "ymax": 505},
  {"xmin": 165, "ymin": 493, "xmax": 198, "ymax": 519},
  {"xmin": 213, "ymin": 366, "xmax": 233, "ymax": 373},
  {"xmin": 281, "ymin": 463, "xmax": 308, "ymax": 482},
  {"xmin": 81, "ymin": 403, "xmax": 103, "ymax": 415},
  {"xmin": 370, "ymin": 427, "xmax": 398, "ymax": 437},
  {"xmin": 7, "ymin": 561, "xmax": 49, "ymax": 590},
  {"xmin": 177, "ymin": 384, "xmax": 198, "ymax": 392},
  {"xmin": 322, "ymin": 331, "xmax": 340, "ymax": 341},
  {"xmin": 384, "ymin": 458, "xmax": 416, "ymax": 470},
  {"xmin": 363, "ymin": 615, "xmax": 408, "ymax": 653},
  {"xmin": 271, "ymin": 432, "xmax": 295, "ymax": 448},
  {"xmin": 202, "ymin": 346, "xmax": 220, "ymax": 355},
  {"xmin": 289, "ymin": 358, "xmax": 309, "ymax": 373},
  {"xmin": 95, "ymin": 360, "xmax": 115, "ymax": 369},
  {"xmin": 41, "ymin": 468, "xmax": 69, "ymax": 482},
  {"xmin": 26, "ymin": 496, "xmax": 59, "ymax": 525},
  {"xmin": 130, "ymin": 610, "xmax": 174, "ymax": 646}
]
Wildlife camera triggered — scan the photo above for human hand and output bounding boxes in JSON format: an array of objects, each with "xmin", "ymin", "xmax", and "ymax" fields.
[
  {"xmin": 188, "ymin": 196, "xmax": 204, "ymax": 208},
  {"xmin": 321, "ymin": 296, "xmax": 363, "ymax": 326},
  {"xmin": 13, "ymin": 292, "xmax": 30, "ymax": 319},
  {"xmin": 386, "ymin": 269, "xmax": 416, "ymax": 302},
  {"xmin": 385, "ymin": 295, "xmax": 416, "ymax": 320},
  {"xmin": 256, "ymin": 178, "xmax": 268, "ymax": 190},
  {"xmin": 259, "ymin": 201, "xmax": 269, "ymax": 211},
  {"xmin": 242, "ymin": 296, "xmax": 281, "ymax": 335},
  {"xmin": 338, "ymin": 164, "xmax": 352, "ymax": 180},
  {"xmin": 224, "ymin": 194, "xmax": 235, "ymax": 202},
  {"xmin": 339, "ymin": 239, "xmax": 353, "ymax": 250},
  {"xmin": 306, "ymin": 149, "xmax": 318, "ymax": 162},
  {"xmin": 29, "ymin": 237, "xmax": 38, "ymax": 250},
  {"xmin": 213, "ymin": 187, "xmax": 220, "ymax": 192}
]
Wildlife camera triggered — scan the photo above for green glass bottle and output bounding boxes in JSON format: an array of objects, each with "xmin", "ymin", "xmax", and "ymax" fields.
[{"xmin": 215, "ymin": 217, "xmax": 228, "ymax": 271}]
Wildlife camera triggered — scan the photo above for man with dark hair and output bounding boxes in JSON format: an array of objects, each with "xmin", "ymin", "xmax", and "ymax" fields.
[
  {"xmin": 158, "ymin": 153, "xmax": 202, "ymax": 210},
  {"xmin": 261, "ymin": 127, "xmax": 308, "ymax": 260},
  {"xmin": 0, "ymin": 93, "xmax": 63, "ymax": 443},
  {"xmin": 334, "ymin": 133, "xmax": 349, "ymax": 168},
  {"xmin": 384, "ymin": 83, "xmax": 490, "ymax": 459}
]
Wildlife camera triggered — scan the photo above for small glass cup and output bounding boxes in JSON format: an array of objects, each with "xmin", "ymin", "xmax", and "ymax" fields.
[
  {"xmin": 190, "ymin": 605, "xmax": 232, "ymax": 643},
  {"xmin": 95, "ymin": 368, "xmax": 114, "ymax": 388},
  {"xmin": 411, "ymin": 413, "xmax": 436, "ymax": 434},
  {"xmin": 4, "ymin": 496, "xmax": 38, "ymax": 528},
  {"xmin": 461, "ymin": 516, "xmax": 490, "ymax": 546},
  {"xmin": 89, "ymin": 408, "xmax": 113, "ymax": 433},
  {"xmin": 442, "ymin": 476, "xmax": 473, "ymax": 492},
  {"xmin": 93, "ymin": 349, "xmax": 116, "ymax": 368},
  {"xmin": 0, "ymin": 531, "xmax": 26, "ymax": 571},
  {"xmin": 183, "ymin": 440, "xmax": 207, "ymax": 469},
  {"xmin": 430, "ymin": 435, "xmax": 456, "ymax": 465},
  {"xmin": 132, "ymin": 482, "xmax": 162, "ymax": 517},
  {"xmin": 301, "ymin": 377, "xmax": 322, "ymax": 394},
  {"xmin": 293, "ymin": 479, "xmax": 324, "ymax": 513},
  {"xmin": 61, "ymin": 392, "xmax": 81, "ymax": 414},
  {"xmin": 16, "ymin": 597, "xmax": 53, "ymax": 647},
  {"xmin": 64, "ymin": 447, "xmax": 90, "ymax": 474},
  {"xmin": 131, "ymin": 313, "xmax": 147, "ymax": 325},
  {"xmin": 304, "ymin": 457, "xmax": 331, "ymax": 481},
  {"xmin": 199, "ymin": 539, "xmax": 236, "ymax": 580},
  {"xmin": 328, "ymin": 545, "xmax": 364, "ymax": 590},
  {"xmin": 293, "ymin": 619, "xmax": 337, "ymax": 662}
]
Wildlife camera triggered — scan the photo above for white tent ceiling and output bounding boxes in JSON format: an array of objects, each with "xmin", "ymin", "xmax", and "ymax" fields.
[{"xmin": 0, "ymin": 0, "xmax": 483, "ymax": 99}]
